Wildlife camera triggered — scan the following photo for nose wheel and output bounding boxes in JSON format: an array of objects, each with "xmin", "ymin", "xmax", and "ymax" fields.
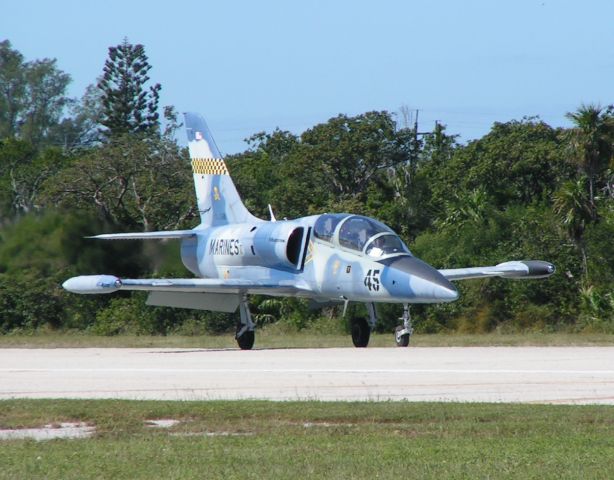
[{"xmin": 395, "ymin": 304, "xmax": 413, "ymax": 347}]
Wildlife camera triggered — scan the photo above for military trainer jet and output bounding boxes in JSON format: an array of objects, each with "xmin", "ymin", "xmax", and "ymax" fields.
[{"xmin": 63, "ymin": 113, "xmax": 555, "ymax": 349}]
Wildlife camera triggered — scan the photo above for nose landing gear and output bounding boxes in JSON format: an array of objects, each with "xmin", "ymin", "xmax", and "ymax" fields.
[{"xmin": 395, "ymin": 304, "xmax": 413, "ymax": 347}]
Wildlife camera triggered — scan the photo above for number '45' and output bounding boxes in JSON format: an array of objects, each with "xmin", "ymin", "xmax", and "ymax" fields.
[{"xmin": 363, "ymin": 269, "xmax": 380, "ymax": 292}]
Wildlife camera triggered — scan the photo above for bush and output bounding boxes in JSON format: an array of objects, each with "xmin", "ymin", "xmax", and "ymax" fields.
[
  {"xmin": 577, "ymin": 286, "xmax": 614, "ymax": 333},
  {"xmin": 0, "ymin": 270, "xmax": 65, "ymax": 332},
  {"xmin": 92, "ymin": 295, "xmax": 153, "ymax": 335}
]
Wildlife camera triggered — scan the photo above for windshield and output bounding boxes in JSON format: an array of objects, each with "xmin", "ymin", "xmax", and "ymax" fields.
[
  {"xmin": 314, "ymin": 214, "xmax": 409, "ymax": 257},
  {"xmin": 338, "ymin": 216, "xmax": 393, "ymax": 251},
  {"xmin": 365, "ymin": 234, "xmax": 409, "ymax": 257},
  {"xmin": 313, "ymin": 214, "xmax": 350, "ymax": 242}
]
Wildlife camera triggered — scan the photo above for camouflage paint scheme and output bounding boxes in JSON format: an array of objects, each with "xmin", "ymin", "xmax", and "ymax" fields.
[{"xmin": 63, "ymin": 113, "xmax": 555, "ymax": 347}]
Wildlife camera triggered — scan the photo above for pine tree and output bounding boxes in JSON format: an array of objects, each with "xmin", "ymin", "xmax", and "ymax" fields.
[{"xmin": 98, "ymin": 39, "xmax": 161, "ymax": 137}]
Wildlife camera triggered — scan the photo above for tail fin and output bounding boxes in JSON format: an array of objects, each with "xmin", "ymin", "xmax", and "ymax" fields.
[{"xmin": 184, "ymin": 112, "xmax": 260, "ymax": 227}]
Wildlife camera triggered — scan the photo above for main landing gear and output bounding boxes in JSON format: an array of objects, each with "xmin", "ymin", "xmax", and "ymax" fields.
[
  {"xmin": 236, "ymin": 295, "xmax": 255, "ymax": 350},
  {"xmin": 350, "ymin": 303, "xmax": 377, "ymax": 348},
  {"xmin": 237, "ymin": 298, "xmax": 413, "ymax": 350},
  {"xmin": 395, "ymin": 303, "xmax": 413, "ymax": 347}
]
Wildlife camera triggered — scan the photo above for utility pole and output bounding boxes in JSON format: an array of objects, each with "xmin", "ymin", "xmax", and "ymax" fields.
[
  {"xmin": 410, "ymin": 109, "xmax": 421, "ymax": 177},
  {"xmin": 414, "ymin": 109, "xmax": 419, "ymax": 145},
  {"xmin": 409, "ymin": 110, "xmax": 441, "ymax": 177},
  {"xmin": 414, "ymin": 109, "xmax": 434, "ymax": 137}
]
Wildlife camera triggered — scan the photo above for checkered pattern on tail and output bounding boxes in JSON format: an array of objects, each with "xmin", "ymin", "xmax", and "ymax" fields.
[{"xmin": 191, "ymin": 158, "xmax": 229, "ymax": 176}]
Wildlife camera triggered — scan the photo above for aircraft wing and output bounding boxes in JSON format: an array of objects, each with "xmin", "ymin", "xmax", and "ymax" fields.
[
  {"xmin": 439, "ymin": 260, "xmax": 555, "ymax": 281},
  {"xmin": 87, "ymin": 230, "xmax": 197, "ymax": 240},
  {"xmin": 121, "ymin": 277, "xmax": 310, "ymax": 296},
  {"xmin": 62, "ymin": 275, "xmax": 312, "ymax": 296}
]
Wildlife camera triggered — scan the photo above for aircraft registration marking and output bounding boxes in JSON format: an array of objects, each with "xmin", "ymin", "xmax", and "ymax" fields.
[{"xmin": 209, "ymin": 238, "xmax": 243, "ymax": 256}]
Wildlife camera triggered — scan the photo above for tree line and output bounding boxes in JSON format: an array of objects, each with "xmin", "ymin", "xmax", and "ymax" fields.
[{"xmin": 1, "ymin": 38, "xmax": 613, "ymax": 335}]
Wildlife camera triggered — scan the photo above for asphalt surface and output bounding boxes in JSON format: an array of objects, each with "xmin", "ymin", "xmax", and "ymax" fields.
[{"xmin": 1, "ymin": 347, "xmax": 613, "ymax": 404}]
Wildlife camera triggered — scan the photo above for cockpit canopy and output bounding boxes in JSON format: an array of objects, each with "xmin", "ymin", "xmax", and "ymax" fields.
[{"xmin": 313, "ymin": 213, "xmax": 410, "ymax": 258}]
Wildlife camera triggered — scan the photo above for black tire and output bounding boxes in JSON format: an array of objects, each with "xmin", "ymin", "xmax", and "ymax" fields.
[
  {"xmin": 395, "ymin": 325, "xmax": 410, "ymax": 347},
  {"xmin": 351, "ymin": 317, "xmax": 370, "ymax": 348},
  {"xmin": 236, "ymin": 329, "xmax": 255, "ymax": 350}
]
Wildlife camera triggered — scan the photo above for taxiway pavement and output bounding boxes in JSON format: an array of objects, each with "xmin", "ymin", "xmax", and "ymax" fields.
[{"xmin": 1, "ymin": 347, "xmax": 613, "ymax": 404}]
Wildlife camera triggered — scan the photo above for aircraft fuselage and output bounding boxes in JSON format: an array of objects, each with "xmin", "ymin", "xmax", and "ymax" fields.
[{"xmin": 180, "ymin": 215, "xmax": 458, "ymax": 305}]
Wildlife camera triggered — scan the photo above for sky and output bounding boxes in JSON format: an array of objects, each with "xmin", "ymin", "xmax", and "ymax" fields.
[{"xmin": 2, "ymin": 0, "xmax": 613, "ymax": 154}]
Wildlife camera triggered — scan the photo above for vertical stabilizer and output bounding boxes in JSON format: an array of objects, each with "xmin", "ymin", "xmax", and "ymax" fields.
[{"xmin": 184, "ymin": 112, "xmax": 260, "ymax": 227}]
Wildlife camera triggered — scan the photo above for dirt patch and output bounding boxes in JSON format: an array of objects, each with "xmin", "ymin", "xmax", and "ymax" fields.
[
  {"xmin": 0, "ymin": 422, "xmax": 95, "ymax": 441},
  {"xmin": 145, "ymin": 419, "xmax": 181, "ymax": 428}
]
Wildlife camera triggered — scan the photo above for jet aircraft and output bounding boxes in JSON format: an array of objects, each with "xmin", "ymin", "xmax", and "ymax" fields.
[{"xmin": 63, "ymin": 113, "xmax": 555, "ymax": 349}]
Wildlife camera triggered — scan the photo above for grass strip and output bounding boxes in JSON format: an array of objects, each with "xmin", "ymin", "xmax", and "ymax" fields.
[
  {"xmin": 1, "ymin": 331, "xmax": 613, "ymax": 349},
  {"xmin": 0, "ymin": 399, "xmax": 613, "ymax": 479}
]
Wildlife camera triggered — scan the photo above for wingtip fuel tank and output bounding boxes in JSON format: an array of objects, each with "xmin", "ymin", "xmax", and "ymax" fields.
[{"xmin": 62, "ymin": 275, "xmax": 122, "ymax": 294}]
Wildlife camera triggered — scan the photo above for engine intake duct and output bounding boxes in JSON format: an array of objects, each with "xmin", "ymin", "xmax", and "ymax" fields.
[
  {"xmin": 286, "ymin": 227, "xmax": 304, "ymax": 266},
  {"xmin": 253, "ymin": 223, "xmax": 308, "ymax": 271}
]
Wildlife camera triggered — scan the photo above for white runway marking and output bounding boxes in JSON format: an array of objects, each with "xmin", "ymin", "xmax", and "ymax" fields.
[
  {"xmin": 1, "ymin": 346, "xmax": 613, "ymax": 404},
  {"xmin": 2, "ymin": 368, "xmax": 614, "ymax": 375}
]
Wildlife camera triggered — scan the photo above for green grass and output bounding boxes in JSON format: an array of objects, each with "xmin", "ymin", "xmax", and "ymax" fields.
[
  {"xmin": 0, "ymin": 330, "xmax": 613, "ymax": 348},
  {"xmin": 0, "ymin": 400, "xmax": 613, "ymax": 479}
]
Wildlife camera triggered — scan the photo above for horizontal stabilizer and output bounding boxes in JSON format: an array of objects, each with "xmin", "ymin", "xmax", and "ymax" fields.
[
  {"xmin": 87, "ymin": 230, "xmax": 197, "ymax": 240},
  {"xmin": 439, "ymin": 261, "xmax": 555, "ymax": 281}
]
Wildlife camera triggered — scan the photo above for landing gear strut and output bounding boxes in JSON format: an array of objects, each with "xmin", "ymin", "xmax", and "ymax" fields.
[
  {"xmin": 236, "ymin": 295, "xmax": 255, "ymax": 350},
  {"xmin": 350, "ymin": 302, "xmax": 377, "ymax": 348},
  {"xmin": 395, "ymin": 304, "xmax": 413, "ymax": 347}
]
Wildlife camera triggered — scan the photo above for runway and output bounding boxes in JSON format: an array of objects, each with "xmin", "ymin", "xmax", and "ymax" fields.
[{"xmin": 1, "ymin": 347, "xmax": 613, "ymax": 404}]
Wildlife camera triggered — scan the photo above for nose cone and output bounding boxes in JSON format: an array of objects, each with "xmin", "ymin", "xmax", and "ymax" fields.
[
  {"xmin": 433, "ymin": 282, "xmax": 460, "ymax": 301},
  {"xmin": 381, "ymin": 256, "xmax": 459, "ymax": 302}
]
